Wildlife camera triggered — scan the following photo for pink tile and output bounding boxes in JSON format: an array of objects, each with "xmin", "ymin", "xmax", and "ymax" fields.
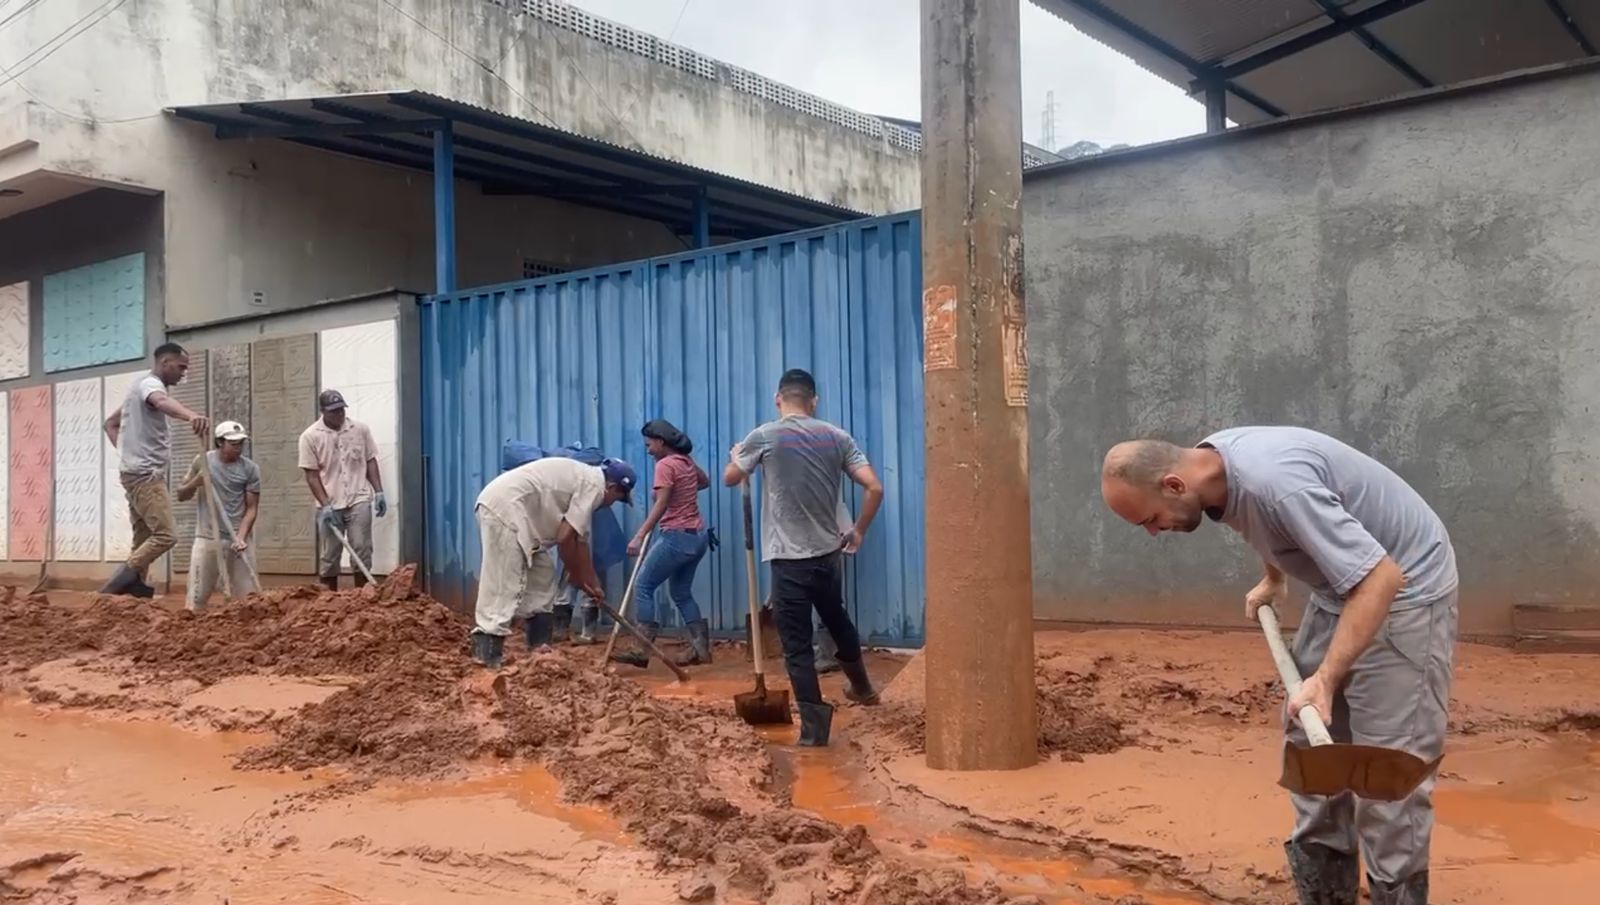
[{"xmin": 9, "ymin": 386, "xmax": 52, "ymax": 561}]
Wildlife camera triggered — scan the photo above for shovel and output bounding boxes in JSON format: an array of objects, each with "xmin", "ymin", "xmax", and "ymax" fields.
[
  {"xmin": 601, "ymin": 530, "xmax": 653, "ymax": 663},
  {"xmin": 1256, "ymin": 605, "xmax": 1440, "ymax": 802},
  {"xmin": 200, "ymin": 466, "xmax": 263, "ymax": 595},
  {"xmin": 591, "ymin": 594, "xmax": 689, "ymax": 683},
  {"xmin": 733, "ymin": 478, "xmax": 791, "ymax": 725},
  {"xmin": 329, "ymin": 522, "xmax": 378, "ymax": 587}
]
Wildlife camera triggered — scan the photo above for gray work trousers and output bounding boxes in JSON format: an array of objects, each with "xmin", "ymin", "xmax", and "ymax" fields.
[
  {"xmin": 318, "ymin": 501, "xmax": 374, "ymax": 578},
  {"xmin": 1286, "ymin": 593, "xmax": 1458, "ymax": 884}
]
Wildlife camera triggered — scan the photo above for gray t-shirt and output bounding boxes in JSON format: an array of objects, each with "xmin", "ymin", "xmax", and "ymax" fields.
[
  {"xmin": 186, "ymin": 451, "xmax": 262, "ymax": 540},
  {"xmin": 118, "ymin": 373, "xmax": 171, "ymax": 478},
  {"xmin": 734, "ymin": 415, "xmax": 868, "ymax": 561},
  {"xmin": 1200, "ymin": 426, "xmax": 1457, "ymax": 614}
]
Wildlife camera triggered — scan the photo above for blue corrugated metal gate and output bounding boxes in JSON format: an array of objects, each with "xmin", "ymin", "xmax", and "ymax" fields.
[{"xmin": 419, "ymin": 214, "xmax": 926, "ymax": 646}]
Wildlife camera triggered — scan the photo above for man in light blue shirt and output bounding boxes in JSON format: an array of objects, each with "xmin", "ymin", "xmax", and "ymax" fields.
[{"xmin": 1101, "ymin": 426, "xmax": 1456, "ymax": 905}]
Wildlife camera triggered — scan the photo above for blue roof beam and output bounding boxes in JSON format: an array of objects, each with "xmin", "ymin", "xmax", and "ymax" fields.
[
  {"xmin": 1544, "ymin": 0, "xmax": 1597, "ymax": 55},
  {"xmin": 1310, "ymin": 0, "xmax": 1431, "ymax": 87},
  {"xmin": 212, "ymin": 118, "xmax": 448, "ymax": 140},
  {"xmin": 1193, "ymin": 0, "xmax": 1432, "ymax": 88}
]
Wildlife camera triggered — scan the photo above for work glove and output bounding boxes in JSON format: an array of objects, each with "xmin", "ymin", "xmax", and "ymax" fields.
[
  {"xmin": 374, "ymin": 492, "xmax": 388, "ymax": 518},
  {"xmin": 317, "ymin": 504, "xmax": 339, "ymax": 529}
]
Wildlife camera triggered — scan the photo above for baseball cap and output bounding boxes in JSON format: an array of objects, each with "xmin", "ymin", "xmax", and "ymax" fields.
[
  {"xmin": 318, "ymin": 389, "xmax": 347, "ymax": 412},
  {"xmin": 213, "ymin": 420, "xmax": 249, "ymax": 442},
  {"xmin": 599, "ymin": 457, "xmax": 637, "ymax": 505}
]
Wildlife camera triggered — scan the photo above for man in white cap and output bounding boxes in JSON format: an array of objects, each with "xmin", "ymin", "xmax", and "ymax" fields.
[
  {"xmin": 298, "ymin": 388, "xmax": 386, "ymax": 589},
  {"xmin": 176, "ymin": 420, "xmax": 261, "ymax": 610},
  {"xmin": 470, "ymin": 455, "xmax": 638, "ymax": 669}
]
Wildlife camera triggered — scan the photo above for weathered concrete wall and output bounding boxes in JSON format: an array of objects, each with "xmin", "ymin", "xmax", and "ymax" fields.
[{"xmin": 1023, "ymin": 67, "xmax": 1600, "ymax": 637}]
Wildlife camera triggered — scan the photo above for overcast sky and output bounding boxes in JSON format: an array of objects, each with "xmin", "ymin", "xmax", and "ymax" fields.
[{"xmin": 568, "ymin": 0, "xmax": 1204, "ymax": 151}]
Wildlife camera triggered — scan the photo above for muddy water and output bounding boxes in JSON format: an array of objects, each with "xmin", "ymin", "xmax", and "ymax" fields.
[
  {"xmin": 1435, "ymin": 733, "xmax": 1600, "ymax": 865},
  {"xmin": 0, "ymin": 696, "xmax": 673, "ymax": 904}
]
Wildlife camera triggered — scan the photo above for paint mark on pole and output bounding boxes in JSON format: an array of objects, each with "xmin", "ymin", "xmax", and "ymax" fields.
[
  {"xmin": 1002, "ymin": 321, "xmax": 1028, "ymax": 407},
  {"xmin": 923, "ymin": 284, "xmax": 959, "ymax": 371}
]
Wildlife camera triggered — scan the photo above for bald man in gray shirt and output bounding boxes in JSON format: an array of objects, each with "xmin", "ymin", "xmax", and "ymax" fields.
[{"xmin": 1101, "ymin": 426, "xmax": 1456, "ymax": 905}]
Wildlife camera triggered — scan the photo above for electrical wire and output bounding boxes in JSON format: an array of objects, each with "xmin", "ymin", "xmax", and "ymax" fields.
[
  {"xmin": 665, "ymin": 0, "xmax": 691, "ymax": 41},
  {"xmin": 0, "ymin": 0, "xmax": 161, "ymax": 124},
  {"xmin": 0, "ymin": 0, "xmax": 127, "ymax": 92},
  {"xmin": 0, "ymin": 0, "xmax": 48, "ymax": 33}
]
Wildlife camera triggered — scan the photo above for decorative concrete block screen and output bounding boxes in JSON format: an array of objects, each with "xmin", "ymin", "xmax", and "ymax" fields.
[
  {"xmin": 8, "ymin": 387, "xmax": 51, "ymax": 562},
  {"xmin": 0, "ymin": 282, "xmax": 27, "ymax": 380},
  {"xmin": 250, "ymin": 334, "xmax": 319, "ymax": 575},
  {"xmin": 41, "ymin": 252, "xmax": 145, "ymax": 373},
  {"xmin": 53, "ymin": 378, "xmax": 103, "ymax": 561},
  {"xmin": 101, "ymin": 368, "xmax": 147, "ymax": 563}
]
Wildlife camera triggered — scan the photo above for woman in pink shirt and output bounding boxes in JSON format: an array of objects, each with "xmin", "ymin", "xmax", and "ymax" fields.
[{"xmin": 613, "ymin": 419, "xmax": 715, "ymax": 668}]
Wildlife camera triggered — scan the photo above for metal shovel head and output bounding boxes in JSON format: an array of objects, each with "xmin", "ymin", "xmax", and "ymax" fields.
[
  {"xmin": 734, "ymin": 680, "xmax": 792, "ymax": 726},
  {"xmin": 1280, "ymin": 740, "xmax": 1442, "ymax": 802}
]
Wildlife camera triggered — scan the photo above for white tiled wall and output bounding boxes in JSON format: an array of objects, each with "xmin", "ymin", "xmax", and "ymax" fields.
[
  {"xmin": 317, "ymin": 320, "xmax": 400, "ymax": 574},
  {"xmin": 0, "ymin": 282, "xmax": 27, "ymax": 381}
]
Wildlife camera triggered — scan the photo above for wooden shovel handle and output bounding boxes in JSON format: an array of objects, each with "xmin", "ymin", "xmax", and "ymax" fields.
[{"xmin": 1256, "ymin": 605, "xmax": 1334, "ymax": 747}]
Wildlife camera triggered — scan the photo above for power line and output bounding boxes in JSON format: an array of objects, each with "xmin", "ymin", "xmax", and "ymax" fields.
[
  {"xmin": 0, "ymin": 0, "xmax": 50, "ymax": 33},
  {"xmin": 665, "ymin": 0, "xmax": 691, "ymax": 41},
  {"xmin": 0, "ymin": 0, "xmax": 127, "ymax": 93}
]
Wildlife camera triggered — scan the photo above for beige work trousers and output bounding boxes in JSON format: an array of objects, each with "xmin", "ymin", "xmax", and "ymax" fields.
[
  {"xmin": 472, "ymin": 504, "xmax": 559, "ymax": 636},
  {"xmin": 187, "ymin": 537, "xmax": 259, "ymax": 612},
  {"xmin": 1286, "ymin": 593, "xmax": 1458, "ymax": 885}
]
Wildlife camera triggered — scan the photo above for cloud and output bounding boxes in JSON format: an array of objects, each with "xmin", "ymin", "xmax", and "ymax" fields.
[{"xmin": 568, "ymin": 0, "xmax": 1203, "ymax": 150}]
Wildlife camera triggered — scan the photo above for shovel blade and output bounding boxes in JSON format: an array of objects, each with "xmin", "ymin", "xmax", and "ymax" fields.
[
  {"xmin": 1280, "ymin": 741, "xmax": 1442, "ymax": 802},
  {"xmin": 734, "ymin": 687, "xmax": 792, "ymax": 725}
]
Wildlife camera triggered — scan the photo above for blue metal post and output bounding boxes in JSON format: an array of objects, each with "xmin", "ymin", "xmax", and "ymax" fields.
[
  {"xmin": 434, "ymin": 122, "xmax": 457, "ymax": 294},
  {"xmin": 692, "ymin": 187, "xmax": 710, "ymax": 248}
]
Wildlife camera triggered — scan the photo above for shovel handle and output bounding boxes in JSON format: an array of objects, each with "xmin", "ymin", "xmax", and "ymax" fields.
[
  {"xmin": 1255, "ymin": 605, "xmax": 1334, "ymax": 747},
  {"xmin": 593, "ymin": 596, "xmax": 689, "ymax": 683},
  {"xmin": 741, "ymin": 479, "xmax": 767, "ymax": 679},
  {"xmin": 601, "ymin": 530, "xmax": 652, "ymax": 663}
]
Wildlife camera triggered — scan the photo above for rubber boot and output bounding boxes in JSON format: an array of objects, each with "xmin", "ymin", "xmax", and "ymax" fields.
[
  {"xmin": 1284, "ymin": 841, "xmax": 1359, "ymax": 905},
  {"xmin": 98, "ymin": 564, "xmax": 140, "ymax": 596},
  {"xmin": 471, "ymin": 631, "xmax": 505, "ymax": 670},
  {"xmin": 796, "ymin": 701, "xmax": 834, "ymax": 747},
  {"xmin": 130, "ymin": 572, "xmax": 157, "ymax": 599},
  {"xmin": 1368, "ymin": 872, "xmax": 1428, "ymax": 905},
  {"xmin": 675, "ymin": 618, "xmax": 713, "ymax": 666},
  {"xmin": 610, "ymin": 621, "xmax": 659, "ymax": 669},
  {"xmin": 840, "ymin": 657, "xmax": 880, "ymax": 705},
  {"xmin": 353, "ymin": 571, "xmax": 369, "ymax": 589},
  {"xmin": 572, "ymin": 605, "xmax": 601, "ymax": 645},
  {"xmin": 552, "ymin": 604, "xmax": 573, "ymax": 644},
  {"xmin": 320, "ymin": 576, "xmax": 339, "ymax": 592},
  {"xmin": 525, "ymin": 612, "xmax": 555, "ymax": 650}
]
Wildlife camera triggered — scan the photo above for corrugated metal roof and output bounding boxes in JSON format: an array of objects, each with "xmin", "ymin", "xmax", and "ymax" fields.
[
  {"xmin": 1031, "ymin": 0, "xmax": 1599, "ymax": 123},
  {"xmin": 168, "ymin": 91, "xmax": 864, "ymax": 241}
]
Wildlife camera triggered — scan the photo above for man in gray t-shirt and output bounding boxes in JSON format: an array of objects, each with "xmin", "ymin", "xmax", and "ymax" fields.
[
  {"xmin": 1100, "ymin": 427, "xmax": 1456, "ymax": 905},
  {"xmin": 724, "ymin": 368, "xmax": 885, "ymax": 748},
  {"xmin": 176, "ymin": 420, "xmax": 262, "ymax": 610},
  {"xmin": 100, "ymin": 343, "xmax": 210, "ymax": 597}
]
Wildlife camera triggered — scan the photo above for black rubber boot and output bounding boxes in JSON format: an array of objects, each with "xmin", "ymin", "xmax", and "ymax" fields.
[
  {"xmin": 676, "ymin": 619, "xmax": 713, "ymax": 666},
  {"xmin": 98, "ymin": 564, "xmax": 140, "ymax": 596},
  {"xmin": 1368, "ymin": 871, "xmax": 1428, "ymax": 905},
  {"xmin": 353, "ymin": 571, "xmax": 369, "ymax": 589},
  {"xmin": 552, "ymin": 604, "xmax": 573, "ymax": 644},
  {"xmin": 129, "ymin": 573, "xmax": 157, "ymax": 599},
  {"xmin": 1284, "ymin": 841, "xmax": 1359, "ymax": 905},
  {"xmin": 572, "ymin": 605, "xmax": 601, "ymax": 645},
  {"xmin": 525, "ymin": 612, "xmax": 555, "ymax": 649},
  {"xmin": 840, "ymin": 657, "xmax": 880, "ymax": 705},
  {"xmin": 796, "ymin": 701, "xmax": 834, "ymax": 747},
  {"xmin": 610, "ymin": 622, "xmax": 659, "ymax": 669},
  {"xmin": 320, "ymin": 576, "xmax": 339, "ymax": 592},
  {"xmin": 471, "ymin": 631, "xmax": 505, "ymax": 670}
]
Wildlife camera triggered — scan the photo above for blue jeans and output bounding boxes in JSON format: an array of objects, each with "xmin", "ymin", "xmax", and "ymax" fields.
[{"xmin": 635, "ymin": 528, "xmax": 711, "ymax": 625}]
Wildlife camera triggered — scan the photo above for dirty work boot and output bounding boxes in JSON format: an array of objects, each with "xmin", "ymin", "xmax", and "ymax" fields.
[
  {"xmin": 525, "ymin": 612, "xmax": 555, "ymax": 649},
  {"xmin": 98, "ymin": 563, "xmax": 141, "ymax": 596},
  {"xmin": 320, "ymin": 576, "xmax": 339, "ymax": 592},
  {"xmin": 552, "ymin": 604, "xmax": 573, "ymax": 644},
  {"xmin": 1367, "ymin": 871, "xmax": 1428, "ymax": 905},
  {"xmin": 353, "ymin": 571, "xmax": 369, "ymax": 589},
  {"xmin": 129, "ymin": 572, "xmax": 157, "ymax": 599},
  {"xmin": 470, "ymin": 631, "xmax": 505, "ymax": 670},
  {"xmin": 572, "ymin": 605, "xmax": 601, "ymax": 645},
  {"xmin": 839, "ymin": 658, "xmax": 880, "ymax": 706},
  {"xmin": 1284, "ymin": 841, "xmax": 1359, "ymax": 905},
  {"xmin": 676, "ymin": 619, "xmax": 713, "ymax": 667},
  {"xmin": 610, "ymin": 621, "xmax": 659, "ymax": 669},
  {"xmin": 796, "ymin": 701, "xmax": 834, "ymax": 747}
]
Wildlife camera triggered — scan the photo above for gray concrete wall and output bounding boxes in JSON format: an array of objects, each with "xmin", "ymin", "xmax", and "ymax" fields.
[{"xmin": 1023, "ymin": 66, "xmax": 1600, "ymax": 637}]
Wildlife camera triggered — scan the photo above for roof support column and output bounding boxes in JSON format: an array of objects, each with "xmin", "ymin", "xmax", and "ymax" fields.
[
  {"xmin": 692, "ymin": 187, "xmax": 711, "ymax": 248},
  {"xmin": 1204, "ymin": 83, "xmax": 1228, "ymax": 133},
  {"xmin": 919, "ymin": 0, "xmax": 1038, "ymax": 772},
  {"xmin": 434, "ymin": 122, "xmax": 457, "ymax": 294}
]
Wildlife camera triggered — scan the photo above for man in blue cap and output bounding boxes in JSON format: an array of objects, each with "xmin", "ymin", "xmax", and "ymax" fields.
[{"xmin": 469, "ymin": 454, "xmax": 637, "ymax": 669}]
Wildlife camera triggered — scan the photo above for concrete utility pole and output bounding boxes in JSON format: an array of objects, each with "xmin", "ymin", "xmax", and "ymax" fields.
[{"xmin": 919, "ymin": 0, "xmax": 1038, "ymax": 771}]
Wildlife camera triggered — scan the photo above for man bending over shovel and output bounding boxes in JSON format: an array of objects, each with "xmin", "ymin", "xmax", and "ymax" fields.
[
  {"xmin": 470, "ymin": 456, "xmax": 638, "ymax": 669},
  {"xmin": 1100, "ymin": 426, "xmax": 1457, "ymax": 905}
]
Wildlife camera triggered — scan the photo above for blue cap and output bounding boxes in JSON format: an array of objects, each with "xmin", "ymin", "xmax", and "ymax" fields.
[{"xmin": 599, "ymin": 457, "xmax": 637, "ymax": 505}]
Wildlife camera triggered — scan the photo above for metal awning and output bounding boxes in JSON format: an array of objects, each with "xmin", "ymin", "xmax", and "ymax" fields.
[
  {"xmin": 168, "ymin": 91, "xmax": 864, "ymax": 244},
  {"xmin": 1030, "ymin": 0, "xmax": 1599, "ymax": 126}
]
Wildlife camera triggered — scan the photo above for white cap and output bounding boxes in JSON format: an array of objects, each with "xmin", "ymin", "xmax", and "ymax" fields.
[{"xmin": 214, "ymin": 420, "xmax": 248, "ymax": 442}]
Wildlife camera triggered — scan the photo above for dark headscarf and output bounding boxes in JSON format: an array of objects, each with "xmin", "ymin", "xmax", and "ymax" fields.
[{"xmin": 641, "ymin": 419, "xmax": 693, "ymax": 455}]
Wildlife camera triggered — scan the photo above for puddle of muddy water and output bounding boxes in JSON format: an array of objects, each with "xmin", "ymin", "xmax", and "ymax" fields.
[
  {"xmin": 1436, "ymin": 733, "xmax": 1600, "ymax": 865},
  {"xmin": 379, "ymin": 761, "xmax": 626, "ymax": 842}
]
